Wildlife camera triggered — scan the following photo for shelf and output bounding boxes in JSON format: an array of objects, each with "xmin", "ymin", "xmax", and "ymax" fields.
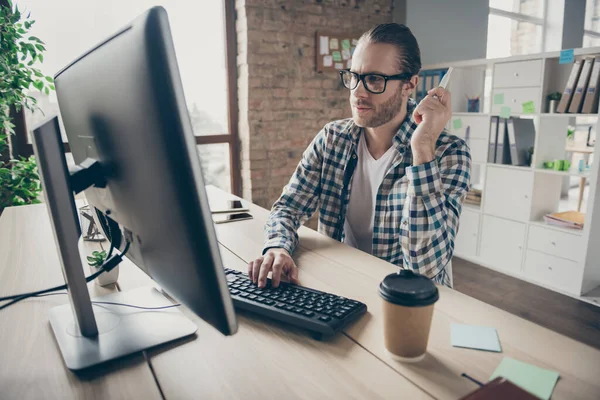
[
  {"xmin": 539, "ymin": 113, "xmax": 599, "ymax": 118},
  {"xmin": 528, "ymin": 220, "xmax": 584, "ymax": 236},
  {"xmin": 485, "ymin": 163, "xmax": 532, "ymax": 172},
  {"xmin": 534, "ymin": 168, "xmax": 591, "ymax": 178},
  {"xmin": 463, "ymin": 203, "xmax": 481, "ymax": 212},
  {"xmin": 452, "ymin": 112, "xmax": 490, "ymax": 117}
]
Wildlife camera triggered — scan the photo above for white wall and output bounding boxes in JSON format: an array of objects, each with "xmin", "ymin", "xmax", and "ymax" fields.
[{"xmin": 393, "ymin": 0, "xmax": 489, "ymax": 65}]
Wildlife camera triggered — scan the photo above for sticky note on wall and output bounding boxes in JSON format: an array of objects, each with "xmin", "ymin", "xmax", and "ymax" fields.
[
  {"xmin": 330, "ymin": 38, "xmax": 339, "ymax": 50},
  {"xmin": 319, "ymin": 36, "xmax": 329, "ymax": 55},
  {"xmin": 341, "ymin": 39, "xmax": 351, "ymax": 50},
  {"xmin": 522, "ymin": 101, "xmax": 535, "ymax": 114},
  {"xmin": 332, "ymin": 51, "xmax": 342, "ymax": 62},
  {"xmin": 500, "ymin": 106, "xmax": 511, "ymax": 119},
  {"xmin": 323, "ymin": 55, "xmax": 333, "ymax": 67},
  {"xmin": 559, "ymin": 49, "xmax": 574, "ymax": 64},
  {"xmin": 494, "ymin": 93, "xmax": 504, "ymax": 105},
  {"xmin": 453, "ymin": 119, "xmax": 463, "ymax": 130}
]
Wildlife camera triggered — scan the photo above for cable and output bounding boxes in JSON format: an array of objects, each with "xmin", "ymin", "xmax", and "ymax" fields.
[
  {"xmin": 0, "ymin": 241, "xmax": 131, "ymax": 311},
  {"xmin": 31, "ymin": 292, "xmax": 181, "ymax": 310}
]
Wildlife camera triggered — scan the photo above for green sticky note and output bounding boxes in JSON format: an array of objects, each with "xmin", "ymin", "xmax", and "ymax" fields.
[
  {"xmin": 522, "ymin": 101, "xmax": 535, "ymax": 114},
  {"xmin": 332, "ymin": 51, "xmax": 342, "ymax": 62},
  {"xmin": 490, "ymin": 357, "xmax": 559, "ymax": 400},
  {"xmin": 453, "ymin": 119, "xmax": 462, "ymax": 130},
  {"xmin": 494, "ymin": 93, "xmax": 504, "ymax": 105},
  {"xmin": 341, "ymin": 39, "xmax": 351, "ymax": 50},
  {"xmin": 499, "ymin": 106, "xmax": 511, "ymax": 119}
]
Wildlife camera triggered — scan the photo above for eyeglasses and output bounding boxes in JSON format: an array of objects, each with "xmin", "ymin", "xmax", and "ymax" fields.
[{"xmin": 339, "ymin": 69, "xmax": 412, "ymax": 94}]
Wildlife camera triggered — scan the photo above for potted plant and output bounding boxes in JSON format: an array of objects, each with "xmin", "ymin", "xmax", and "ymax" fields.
[
  {"xmin": 86, "ymin": 249, "xmax": 118, "ymax": 286},
  {"xmin": 547, "ymin": 92, "xmax": 562, "ymax": 113},
  {"xmin": 0, "ymin": 1, "xmax": 54, "ymax": 215}
]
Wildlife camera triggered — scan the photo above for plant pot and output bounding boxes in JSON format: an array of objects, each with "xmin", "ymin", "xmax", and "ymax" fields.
[
  {"xmin": 92, "ymin": 264, "xmax": 119, "ymax": 287},
  {"xmin": 548, "ymin": 99, "xmax": 559, "ymax": 113}
]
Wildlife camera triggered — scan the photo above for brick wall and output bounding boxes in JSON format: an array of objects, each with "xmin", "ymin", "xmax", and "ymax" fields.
[{"xmin": 236, "ymin": 0, "xmax": 393, "ymax": 211}]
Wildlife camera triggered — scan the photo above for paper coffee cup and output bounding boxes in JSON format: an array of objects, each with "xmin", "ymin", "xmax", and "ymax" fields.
[{"xmin": 379, "ymin": 269, "xmax": 439, "ymax": 362}]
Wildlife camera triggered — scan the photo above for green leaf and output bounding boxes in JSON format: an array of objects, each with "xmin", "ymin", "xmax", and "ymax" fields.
[
  {"xmin": 48, "ymin": 84, "xmax": 55, "ymax": 90},
  {"xmin": 38, "ymin": 53, "xmax": 43, "ymax": 63},
  {"xmin": 44, "ymin": 76, "xmax": 53, "ymax": 83},
  {"xmin": 35, "ymin": 44, "xmax": 45, "ymax": 51},
  {"xmin": 44, "ymin": 87, "xmax": 49, "ymax": 95}
]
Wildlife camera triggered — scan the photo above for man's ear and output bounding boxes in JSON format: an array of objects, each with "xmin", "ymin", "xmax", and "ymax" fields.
[{"xmin": 402, "ymin": 75, "xmax": 418, "ymax": 97}]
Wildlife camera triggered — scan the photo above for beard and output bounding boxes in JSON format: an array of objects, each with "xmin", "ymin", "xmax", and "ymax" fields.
[{"xmin": 351, "ymin": 87, "xmax": 404, "ymax": 128}]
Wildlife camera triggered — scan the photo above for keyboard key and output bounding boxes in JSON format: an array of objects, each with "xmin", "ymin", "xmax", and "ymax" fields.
[
  {"xmin": 333, "ymin": 312, "xmax": 344, "ymax": 318},
  {"xmin": 230, "ymin": 289, "xmax": 240, "ymax": 295},
  {"xmin": 256, "ymin": 297, "xmax": 266, "ymax": 303},
  {"xmin": 318, "ymin": 316, "xmax": 331, "ymax": 322},
  {"xmin": 275, "ymin": 303, "xmax": 286, "ymax": 308},
  {"xmin": 302, "ymin": 310, "xmax": 314, "ymax": 317},
  {"xmin": 314, "ymin": 307, "xmax": 324, "ymax": 312},
  {"xmin": 305, "ymin": 305, "xmax": 314, "ymax": 310},
  {"xmin": 248, "ymin": 294, "xmax": 258, "ymax": 300},
  {"xmin": 240, "ymin": 292, "xmax": 250, "ymax": 298},
  {"xmin": 284, "ymin": 305, "xmax": 294, "ymax": 312},
  {"xmin": 293, "ymin": 307, "xmax": 304, "ymax": 313},
  {"xmin": 264, "ymin": 300, "xmax": 275, "ymax": 306}
]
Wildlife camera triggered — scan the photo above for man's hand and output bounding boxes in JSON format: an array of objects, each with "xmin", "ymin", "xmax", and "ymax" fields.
[
  {"xmin": 248, "ymin": 248, "xmax": 299, "ymax": 288},
  {"xmin": 411, "ymin": 87, "xmax": 452, "ymax": 165}
]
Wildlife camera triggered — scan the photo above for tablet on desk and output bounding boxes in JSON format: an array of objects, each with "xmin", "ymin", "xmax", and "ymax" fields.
[{"xmin": 209, "ymin": 199, "xmax": 249, "ymax": 214}]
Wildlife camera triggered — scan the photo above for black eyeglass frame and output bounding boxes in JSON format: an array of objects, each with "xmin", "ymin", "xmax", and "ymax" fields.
[{"xmin": 339, "ymin": 69, "xmax": 413, "ymax": 94}]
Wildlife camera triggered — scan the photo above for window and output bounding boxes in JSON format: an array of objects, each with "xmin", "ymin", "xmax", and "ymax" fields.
[
  {"xmin": 583, "ymin": 0, "xmax": 600, "ymax": 48},
  {"xmin": 14, "ymin": 0, "xmax": 239, "ymax": 194},
  {"xmin": 487, "ymin": 0, "xmax": 546, "ymax": 59}
]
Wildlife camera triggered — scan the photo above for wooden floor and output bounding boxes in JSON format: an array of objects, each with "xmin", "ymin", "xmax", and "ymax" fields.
[{"xmin": 453, "ymin": 257, "xmax": 600, "ymax": 350}]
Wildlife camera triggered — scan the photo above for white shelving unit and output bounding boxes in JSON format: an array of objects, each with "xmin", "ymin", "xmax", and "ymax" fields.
[{"xmin": 424, "ymin": 46, "xmax": 600, "ymax": 301}]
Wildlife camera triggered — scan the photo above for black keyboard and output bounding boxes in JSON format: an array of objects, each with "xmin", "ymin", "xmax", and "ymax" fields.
[{"xmin": 224, "ymin": 268, "xmax": 367, "ymax": 339}]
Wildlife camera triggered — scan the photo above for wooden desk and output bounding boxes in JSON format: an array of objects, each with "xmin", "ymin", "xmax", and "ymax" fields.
[
  {"xmin": 206, "ymin": 186, "xmax": 600, "ymax": 400},
  {"xmin": 0, "ymin": 203, "xmax": 430, "ymax": 398},
  {"xmin": 3, "ymin": 192, "xmax": 600, "ymax": 399},
  {"xmin": 0, "ymin": 205, "xmax": 162, "ymax": 400}
]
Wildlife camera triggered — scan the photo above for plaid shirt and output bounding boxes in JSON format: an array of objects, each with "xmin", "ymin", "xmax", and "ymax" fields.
[{"xmin": 263, "ymin": 99, "xmax": 471, "ymax": 287}]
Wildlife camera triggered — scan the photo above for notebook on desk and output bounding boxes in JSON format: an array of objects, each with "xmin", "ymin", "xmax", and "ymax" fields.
[{"xmin": 459, "ymin": 377, "xmax": 540, "ymax": 400}]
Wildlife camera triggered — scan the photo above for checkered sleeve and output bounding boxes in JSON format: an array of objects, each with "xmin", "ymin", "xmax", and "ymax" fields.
[
  {"xmin": 401, "ymin": 138, "xmax": 471, "ymax": 285},
  {"xmin": 262, "ymin": 128, "xmax": 326, "ymax": 256}
]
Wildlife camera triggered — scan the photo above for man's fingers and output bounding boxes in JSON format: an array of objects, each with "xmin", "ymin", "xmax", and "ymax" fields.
[
  {"xmin": 257, "ymin": 254, "xmax": 274, "ymax": 288},
  {"xmin": 251, "ymin": 256, "xmax": 264, "ymax": 283},
  {"xmin": 271, "ymin": 257, "xmax": 284, "ymax": 288},
  {"xmin": 427, "ymin": 87, "xmax": 452, "ymax": 107},
  {"xmin": 247, "ymin": 260, "xmax": 253, "ymax": 276},
  {"xmin": 285, "ymin": 264, "xmax": 300, "ymax": 284}
]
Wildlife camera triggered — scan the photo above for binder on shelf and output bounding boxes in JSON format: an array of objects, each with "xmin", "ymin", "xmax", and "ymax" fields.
[
  {"xmin": 495, "ymin": 118, "xmax": 507, "ymax": 164},
  {"xmin": 557, "ymin": 59, "xmax": 583, "ymax": 113},
  {"xmin": 488, "ymin": 116, "xmax": 499, "ymax": 163},
  {"xmin": 506, "ymin": 118, "xmax": 536, "ymax": 166},
  {"xmin": 582, "ymin": 55, "xmax": 600, "ymax": 113},
  {"xmin": 569, "ymin": 57, "xmax": 594, "ymax": 113}
]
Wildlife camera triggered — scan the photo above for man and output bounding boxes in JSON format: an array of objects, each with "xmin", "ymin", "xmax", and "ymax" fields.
[{"xmin": 248, "ymin": 23, "xmax": 471, "ymax": 289}]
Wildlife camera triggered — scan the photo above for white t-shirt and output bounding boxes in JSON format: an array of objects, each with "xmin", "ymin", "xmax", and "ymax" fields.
[{"xmin": 343, "ymin": 134, "xmax": 396, "ymax": 254}]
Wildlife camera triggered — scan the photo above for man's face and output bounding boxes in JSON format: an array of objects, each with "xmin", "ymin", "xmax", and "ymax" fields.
[{"xmin": 349, "ymin": 42, "xmax": 413, "ymax": 128}]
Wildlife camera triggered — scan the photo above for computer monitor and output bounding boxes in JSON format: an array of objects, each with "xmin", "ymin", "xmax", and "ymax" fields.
[{"xmin": 31, "ymin": 6, "xmax": 237, "ymax": 370}]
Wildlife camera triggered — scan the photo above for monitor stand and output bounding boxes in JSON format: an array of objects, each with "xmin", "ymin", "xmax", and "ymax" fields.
[{"xmin": 32, "ymin": 116, "xmax": 197, "ymax": 371}]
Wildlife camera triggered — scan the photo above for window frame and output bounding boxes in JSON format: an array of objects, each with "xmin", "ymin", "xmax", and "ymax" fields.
[
  {"xmin": 12, "ymin": 0, "xmax": 241, "ymax": 196},
  {"xmin": 488, "ymin": 3, "xmax": 547, "ymax": 57}
]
